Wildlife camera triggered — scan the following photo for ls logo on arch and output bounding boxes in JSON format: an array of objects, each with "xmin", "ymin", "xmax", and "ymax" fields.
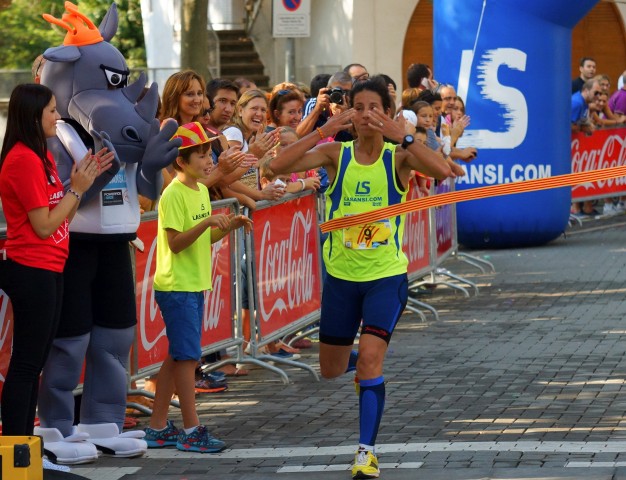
[
  {"xmin": 457, "ymin": 48, "xmax": 527, "ymax": 150},
  {"xmin": 434, "ymin": 0, "xmax": 598, "ymax": 247}
]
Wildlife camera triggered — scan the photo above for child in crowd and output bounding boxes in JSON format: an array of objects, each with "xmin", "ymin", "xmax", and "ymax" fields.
[
  {"xmin": 413, "ymin": 126, "xmax": 431, "ymax": 196},
  {"xmin": 144, "ymin": 122, "xmax": 252, "ymax": 453},
  {"xmin": 413, "ymin": 101, "xmax": 465, "ymax": 178}
]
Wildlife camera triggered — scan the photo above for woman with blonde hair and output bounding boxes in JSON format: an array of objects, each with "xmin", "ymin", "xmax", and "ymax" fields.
[
  {"xmin": 222, "ymin": 90, "xmax": 283, "ymax": 195},
  {"xmin": 401, "ymin": 87, "xmax": 422, "ymax": 110}
]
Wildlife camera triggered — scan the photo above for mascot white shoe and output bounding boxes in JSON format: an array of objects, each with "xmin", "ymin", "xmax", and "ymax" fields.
[
  {"xmin": 77, "ymin": 423, "xmax": 147, "ymax": 458},
  {"xmin": 34, "ymin": 426, "xmax": 98, "ymax": 465}
]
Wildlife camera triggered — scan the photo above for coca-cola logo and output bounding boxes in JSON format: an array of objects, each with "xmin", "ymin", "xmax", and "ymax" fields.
[
  {"xmin": 203, "ymin": 237, "xmax": 225, "ymax": 331},
  {"xmin": 404, "ymin": 211, "xmax": 427, "ymax": 262},
  {"xmin": 258, "ymin": 209, "xmax": 314, "ymax": 322},
  {"xmin": 572, "ymin": 134, "xmax": 626, "ymax": 190},
  {"xmin": 139, "ymin": 236, "xmax": 165, "ymax": 352}
]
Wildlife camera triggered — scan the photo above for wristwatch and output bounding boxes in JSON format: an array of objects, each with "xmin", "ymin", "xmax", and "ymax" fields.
[{"xmin": 401, "ymin": 134, "xmax": 415, "ymax": 149}]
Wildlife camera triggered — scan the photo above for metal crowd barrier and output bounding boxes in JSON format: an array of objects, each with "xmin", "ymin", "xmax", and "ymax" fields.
[
  {"xmin": 405, "ymin": 177, "xmax": 494, "ymax": 323},
  {"xmin": 237, "ymin": 191, "xmax": 321, "ymax": 383},
  {"xmin": 127, "ymin": 198, "xmax": 242, "ymax": 410}
]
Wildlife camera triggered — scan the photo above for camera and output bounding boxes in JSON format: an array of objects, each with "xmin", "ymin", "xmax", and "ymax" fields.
[{"xmin": 328, "ymin": 87, "xmax": 346, "ymax": 105}]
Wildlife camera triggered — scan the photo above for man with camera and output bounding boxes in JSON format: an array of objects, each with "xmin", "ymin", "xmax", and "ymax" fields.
[{"xmin": 302, "ymin": 71, "xmax": 355, "ymax": 142}]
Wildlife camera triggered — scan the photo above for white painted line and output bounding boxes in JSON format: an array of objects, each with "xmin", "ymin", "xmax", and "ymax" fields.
[
  {"xmin": 278, "ymin": 462, "xmax": 423, "ymax": 473},
  {"xmin": 72, "ymin": 467, "xmax": 141, "ymax": 480},
  {"xmin": 567, "ymin": 461, "xmax": 626, "ymax": 468},
  {"xmin": 143, "ymin": 441, "xmax": 626, "ymax": 460}
]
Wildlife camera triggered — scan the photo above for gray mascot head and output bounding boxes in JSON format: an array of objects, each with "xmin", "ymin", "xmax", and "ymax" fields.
[{"xmin": 41, "ymin": 1, "xmax": 165, "ymax": 166}]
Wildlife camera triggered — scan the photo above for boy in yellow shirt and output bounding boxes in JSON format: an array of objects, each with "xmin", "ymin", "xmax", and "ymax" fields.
[{"xmin": 144, "ymin": 122, "xmax": 251, "ymax": 452}]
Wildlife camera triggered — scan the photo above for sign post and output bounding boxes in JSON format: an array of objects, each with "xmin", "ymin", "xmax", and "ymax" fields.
[{"xmin": 272, "ymin": 0, "xmax": 310, "ymax": 82}]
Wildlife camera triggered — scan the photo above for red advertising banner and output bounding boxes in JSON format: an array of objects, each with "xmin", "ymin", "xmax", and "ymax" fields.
[
  {"xmin": 571, "ymin": 126, "xmax": 626, "ymax": 201},
  {"xmin": 135, "ymin": 208, "xmax": 234, "ymax": 373},
  {"xmin": 252, "ymin": 194, "xmax": 321, "ymax": 337},
  {"xmin": 0, "ymin": 290, "xmax": 13, "ymax": 398},
  {"xmin": 403, "ymin": 178, "xmax": 430, "ymax": 279},
  {"xmin": 0, "ymin": 237, "xmax": 10, "ymax": 397},
  {"xmin": 435, "ymin": 178, "xmax": 454, "ymax": 260}
]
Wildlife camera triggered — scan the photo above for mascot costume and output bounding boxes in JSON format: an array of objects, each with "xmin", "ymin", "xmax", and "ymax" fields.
[{"xmin": 33, "ymin": 2, "xmax": 181, "ymax": 464}]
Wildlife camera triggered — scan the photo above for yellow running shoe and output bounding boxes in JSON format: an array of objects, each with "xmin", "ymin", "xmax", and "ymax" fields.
[{"xmin": 351, "ymin": 449, "xmax": 379, "ymax": 479}]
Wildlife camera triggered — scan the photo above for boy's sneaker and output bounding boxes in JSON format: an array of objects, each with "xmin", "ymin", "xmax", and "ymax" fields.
[
  {"xmin": 195, "ymin": 371, "xmax": 228, "ymax": 393},
  {"xmin": 144, "ymin": 420, "xmax": 180, "ymax": 448},
  {"xmin": 351, "ymin": 449, "xmax": 379, "ymax": 479},
  {"xmin": 176, "ymin": 425, "xmax": 226, "ymax": 453}
]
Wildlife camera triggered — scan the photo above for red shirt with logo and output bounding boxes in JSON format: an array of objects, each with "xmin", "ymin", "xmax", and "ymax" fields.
[{"xmin": 0, "ymin": 142, "xmax": 69, "ymax": 272}]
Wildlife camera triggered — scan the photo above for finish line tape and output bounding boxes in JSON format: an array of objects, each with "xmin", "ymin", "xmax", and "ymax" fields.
[{"xmin": 319, "ymin": 165, "xmax": 626, "ymax": 234}]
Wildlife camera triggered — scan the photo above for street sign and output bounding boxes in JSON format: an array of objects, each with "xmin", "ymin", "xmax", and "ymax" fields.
[{"xmin": 272, "ymin": 0, "xmax": 310, "ymax": 38}]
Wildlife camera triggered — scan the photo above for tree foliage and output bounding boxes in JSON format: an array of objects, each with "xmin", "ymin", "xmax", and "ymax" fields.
[
  {"xmin": 0, "ymin": 0, "xmax": 62, "ymax": 69},
  {"xmin": 0, "ymin": 0, "xmax": 146, "ymax": 70}
]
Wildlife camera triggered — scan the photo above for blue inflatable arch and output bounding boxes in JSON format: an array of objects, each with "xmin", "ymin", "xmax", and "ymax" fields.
[{"xmin": 434, "ymin": 0, "xmax": 599, "ymax": 248}]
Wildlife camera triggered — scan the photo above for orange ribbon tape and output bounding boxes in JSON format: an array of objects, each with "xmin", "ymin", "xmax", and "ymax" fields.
[{"xmin": 320, "ymin": 166, "xmax": 626, "ymax": 234}]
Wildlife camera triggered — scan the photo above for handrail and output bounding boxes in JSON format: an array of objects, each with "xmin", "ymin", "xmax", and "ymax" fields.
[
  {"xmin": 245, "ymin": 0, "xmax": 263, "ymax": 34},
  {"xmin": 207, "ymin": 0, "xmax": 221, "ymax": 79}
]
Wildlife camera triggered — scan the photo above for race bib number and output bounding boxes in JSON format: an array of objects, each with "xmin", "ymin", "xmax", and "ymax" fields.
[{"xmin": 343, "ymin": 219, "xmax": 391, "ymax": 249}]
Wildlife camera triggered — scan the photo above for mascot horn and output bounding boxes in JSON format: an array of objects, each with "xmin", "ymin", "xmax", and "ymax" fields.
[{"xmin": 34, "ymin": 1, "xmax": 181, "ymax": 464}]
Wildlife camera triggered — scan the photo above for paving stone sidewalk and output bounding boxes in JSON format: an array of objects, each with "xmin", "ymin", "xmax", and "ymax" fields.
[{"xmin": 69, "ymin": 215, "xmax": 626, "ymax": 480}]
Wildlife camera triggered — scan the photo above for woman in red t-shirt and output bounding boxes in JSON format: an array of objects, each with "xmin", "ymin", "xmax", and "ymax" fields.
[{"xmin": 0, "ymin": 83, "xmax": 112, "ymax": 436}]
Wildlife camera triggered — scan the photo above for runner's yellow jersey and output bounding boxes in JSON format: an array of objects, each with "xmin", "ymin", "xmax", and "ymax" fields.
[{"xmin": 323, "ymin": 141, "xmax": 409, "ymax": 281}]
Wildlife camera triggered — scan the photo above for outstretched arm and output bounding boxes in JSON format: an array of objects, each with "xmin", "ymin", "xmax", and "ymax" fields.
[{"xmin": 271, "ymin": 108, "xmax": 355, "ymax": 176}]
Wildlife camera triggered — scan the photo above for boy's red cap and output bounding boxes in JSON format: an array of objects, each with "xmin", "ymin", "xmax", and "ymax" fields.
[{"xmin": 172, "ymin": 122, "xmax": 217, "ymax": 150}]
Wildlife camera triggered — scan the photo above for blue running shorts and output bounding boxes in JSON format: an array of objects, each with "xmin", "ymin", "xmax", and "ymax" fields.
[
  {"xmin": 154, "ymin": 290, "xmax": 204, "ymax": 361},
  {"xmin": 319, "ymin": 273, "xmax": 408, "ymax": 345}
]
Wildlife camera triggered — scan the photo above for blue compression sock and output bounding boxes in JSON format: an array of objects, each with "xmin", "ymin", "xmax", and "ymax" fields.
[
  {"xmin": 346, "ymin": 350, "xmax": 358, "ymax": 373},
  {"xmin": 358, "ymin": 376, "xmax": 385, "ymax": 447}
]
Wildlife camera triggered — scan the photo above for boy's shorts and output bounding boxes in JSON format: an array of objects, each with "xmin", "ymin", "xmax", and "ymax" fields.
[
  {"xmin": 319, "ymin": 273, "xmax": 408, "ymax": 345},
  {"xmin": 154, "ymin": 290, "xmax": 204, "ymax": 361}
]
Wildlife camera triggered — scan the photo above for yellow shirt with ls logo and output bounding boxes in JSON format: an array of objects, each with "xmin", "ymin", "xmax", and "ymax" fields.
[{"xmin": 323, "ymin": 142, "xmax": 409, "ymax": 282}]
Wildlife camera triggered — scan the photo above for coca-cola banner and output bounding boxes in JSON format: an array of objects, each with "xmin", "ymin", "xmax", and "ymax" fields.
[
  {"xmin": 0, "ymin": 237, "xmax": 10, "ymax": 397},
  {"xmin": 0, "ymin": 290, "xmax": 13, "ymax": 398},
  {"xmin": 435, "ymin": 178, "xmax": 454, "ymax": 260},
  {"xmin": 135, "ymin": 208, "xmax": 234, "ymax": 373},
  {"xmin": 571, "ymin": 126, "xmax": 626, "ymax": 201},
  {"xmin": 251, "ymin": 193, "xmax": 322, "ymax": 338},
  {"xmin": 402, "ymin": 178, "xmax": 431, "ymax": 281}
]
